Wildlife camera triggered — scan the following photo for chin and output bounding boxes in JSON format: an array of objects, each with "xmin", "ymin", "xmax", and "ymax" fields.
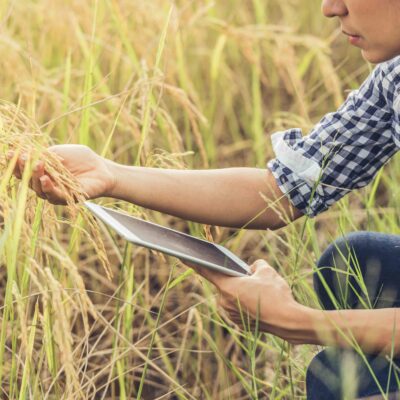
[{"xmin": 361, "ymin": 49, "xmax": 400, "ymax": 64}]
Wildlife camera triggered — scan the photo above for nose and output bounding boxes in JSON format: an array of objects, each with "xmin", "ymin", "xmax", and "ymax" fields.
[{"xmin": 321, "ymin": 0, "xmax": 348, "ymax": 18}]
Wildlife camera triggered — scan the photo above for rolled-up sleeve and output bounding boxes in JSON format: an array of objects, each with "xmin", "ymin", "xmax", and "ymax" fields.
[{"xmin": 267, "ymin": 59, "xmax": 400, "ymax": 217}]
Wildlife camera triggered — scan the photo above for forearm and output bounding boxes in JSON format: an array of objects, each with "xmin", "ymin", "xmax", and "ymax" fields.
[
  {"xmin": 281, "ymin": 306, "xmax": 400, "ymax": 355},
  {"xmin": 105, "ymin": 161, "xmax": 302, "ymax": 230}
]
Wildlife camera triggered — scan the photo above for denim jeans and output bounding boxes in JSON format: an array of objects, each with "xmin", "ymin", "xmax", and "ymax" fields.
[{"xmin": 306, "ymin": 232, "xmax": 400, "ymax": 400}]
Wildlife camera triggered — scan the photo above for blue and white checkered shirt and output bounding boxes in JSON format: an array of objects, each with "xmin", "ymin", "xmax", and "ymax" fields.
[{"xmin": 267, "ymin": 56, "xmax": 400, "ymax": 217}]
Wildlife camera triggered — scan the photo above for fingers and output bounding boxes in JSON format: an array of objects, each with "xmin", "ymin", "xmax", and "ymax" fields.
[
  {"xmin": 249, "ymin": 259, "xmax": 276, "ymax": 277},
  {"xmin": 7, "ymin": 151, "xmax": 32, "ymax": 180},
  {"xmin": 194, "ymin": 266, "xmax": 223, "ymax": 285},
  {"xmin": 183, "ymin": 261, "xmax": 226, "ymax": 287},
  {"xmin": 7, "ymin": 150, "xmax": 66, "ymax": 204},
  {"xmin": 7, "ymin": 150, "xmax": 23, "ymax": 179},
  {"xmin": 250, "ymin": 259, "xmax": 268, "ymax": 273},
  {"xmin": 217, "ymin": 294, "xmax": 235, "ymax": 311},
  {"xmin": 39, "ymin": 175, "xmax": 67, "ymax": 205},
  {"xmin": 31, "ymin": 161, "xmax": 47, "ymax": 198},
  {"xmin": 217, "ymin": 295, "xmax": 256, "ymax": 330},
  {"xmin": 8, "ymin": 151, "xmax": 46, "ymax": 197}
]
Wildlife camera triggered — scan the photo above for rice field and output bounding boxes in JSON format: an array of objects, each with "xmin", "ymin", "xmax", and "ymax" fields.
[{"xmin": 0, "ymin": 0, "xmax": 399, "ymax": 398}]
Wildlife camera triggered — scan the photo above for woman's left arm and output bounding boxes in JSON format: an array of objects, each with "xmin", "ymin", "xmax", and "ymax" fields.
[{"xmin": 189, "ymin": 260, "xmax": 400, "ymax": 355}]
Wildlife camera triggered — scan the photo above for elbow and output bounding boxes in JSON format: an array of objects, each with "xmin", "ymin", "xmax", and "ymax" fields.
[
  {"xmin": 261, "ymin": 215, "xmax": 297, "ymax": 231},
  {"xmin": 266, "ymin": 207, "xmax": 304, "ymax": 231},
  {"xmin": 268, "ymin": 219, "xmax": 289, "ymax": 231}
]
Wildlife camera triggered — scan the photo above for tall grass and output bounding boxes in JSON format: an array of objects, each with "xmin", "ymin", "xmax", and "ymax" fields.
[{"xmin": 0, "ymin": 0, "xmax": 399, "ymax": 398}]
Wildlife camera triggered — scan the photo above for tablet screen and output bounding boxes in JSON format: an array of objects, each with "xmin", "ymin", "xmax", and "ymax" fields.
[{"xmin": 102, "ymin": 208, "xmax": 247, "ymax": 274}]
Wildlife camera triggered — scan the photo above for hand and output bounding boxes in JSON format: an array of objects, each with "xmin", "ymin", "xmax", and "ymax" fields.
[
  {"xmin": 9, "ymin": 144, "xmax": 116, "ymax": 205},
  {"xmin": 186, "ymin": 259, "xmax": 302, "ymax": 337}
]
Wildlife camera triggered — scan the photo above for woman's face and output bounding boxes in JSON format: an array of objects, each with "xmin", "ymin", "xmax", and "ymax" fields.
[{"xmin": 322, "ymin": 0, "xmax": 400, "ymax": 63}]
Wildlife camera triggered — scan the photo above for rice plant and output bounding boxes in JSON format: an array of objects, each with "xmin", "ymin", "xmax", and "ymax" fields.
[{"xmin": 0, "ymin": 0, "xmax": 399, "ymax": 398}]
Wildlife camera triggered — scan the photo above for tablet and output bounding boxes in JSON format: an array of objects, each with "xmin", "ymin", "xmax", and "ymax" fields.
[{"xmin": 84, "ymin": 202, "xmax": 250, "ymax": 277}]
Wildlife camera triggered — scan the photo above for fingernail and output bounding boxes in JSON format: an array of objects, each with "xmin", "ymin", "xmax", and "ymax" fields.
[
  {"xmin": 6, "ymin": 151, "xmax": 14, "ymax": 159},
  {"xmin": 39, "ymin": 176, "xmax": 46, "ymax": 185}
]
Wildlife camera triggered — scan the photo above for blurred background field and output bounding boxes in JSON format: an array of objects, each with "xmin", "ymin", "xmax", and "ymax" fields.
[{"xmin": 0, "ymin": 0, "xmax": 399, "ymax": 398}]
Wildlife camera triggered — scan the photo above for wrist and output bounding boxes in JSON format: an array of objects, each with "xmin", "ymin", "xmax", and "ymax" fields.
[
  {"xmin": 266, "ymin": 302, "xmax": 318, "ymax": 344},
  {"xmin": 103, "ymin": 159, "xmax": 121, "ymax": 198}
]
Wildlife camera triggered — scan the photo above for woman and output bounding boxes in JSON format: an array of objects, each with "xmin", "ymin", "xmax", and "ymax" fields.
[{"xmin": 12, "ymin": 0, "xmax": 400, "ymax": 398}]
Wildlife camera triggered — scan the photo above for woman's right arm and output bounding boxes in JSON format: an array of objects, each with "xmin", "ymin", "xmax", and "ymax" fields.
[{"xmin": 11, "ymin": 145, "xmax": 302, "ymax": 230}]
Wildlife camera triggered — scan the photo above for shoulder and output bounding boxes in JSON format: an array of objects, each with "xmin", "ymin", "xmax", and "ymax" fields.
[
  {"xmin": 374, "ymin": 56, "xmax": 400, "ymax": 108},
  {"xmin": 379, "ymin": 55, "xmax": 400, "ymax": 77}
]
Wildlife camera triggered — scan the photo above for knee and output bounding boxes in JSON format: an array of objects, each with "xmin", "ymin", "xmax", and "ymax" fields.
[
  {"xmin": 306, "ymin": 348, "xmax": 371, "ymax": 400},
  {"xmin": 316, "ymin": 231, "xmax": 369, "ymax": 271},
  {"xmin": 306, "ymin": 350, "xmax": 340, "ymax": 400},
  {"xmin": 313, "ymin": 232, "xmax": 370, "ymax": 309}
]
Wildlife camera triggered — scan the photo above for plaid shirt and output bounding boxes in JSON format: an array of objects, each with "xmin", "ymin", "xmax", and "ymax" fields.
[{"xmin": 267, "ymin": 56, "xmax": 400, "ymax": 217}]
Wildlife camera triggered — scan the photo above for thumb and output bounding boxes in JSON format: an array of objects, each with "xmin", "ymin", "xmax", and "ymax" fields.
[{"xmin": 249, "ymin": 259, "xmax": 271, "ymax": 275}]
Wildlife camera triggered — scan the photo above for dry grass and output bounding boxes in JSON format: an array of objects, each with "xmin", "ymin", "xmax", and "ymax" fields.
[{"xmin": 0, "ymin": 0, "xmax": 399, "ymax": 399}]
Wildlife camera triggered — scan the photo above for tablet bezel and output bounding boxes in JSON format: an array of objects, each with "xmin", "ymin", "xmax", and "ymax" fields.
[{"xmin": 84, "ymin": 201, "xmax": 250, "ymax": 277}]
